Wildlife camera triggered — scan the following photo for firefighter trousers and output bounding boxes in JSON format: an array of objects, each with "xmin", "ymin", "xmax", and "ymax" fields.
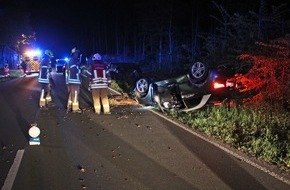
[
  {"xmin": 67, "ymin": 84, "xmax": 80, "ymax": 111},
  {"xmin": 91, "ymin": 88, "xmax": 110, "ymax": 114}
]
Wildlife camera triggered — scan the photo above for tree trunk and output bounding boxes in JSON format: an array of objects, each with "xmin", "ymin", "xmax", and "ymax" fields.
[
  {"xmin": 142, "ymin": 34, "xmax": 145, "ymax": 60},
  {"xmin": 168, "ymin": 1, "xmax": 173, "ymax": 73},
  {"xmin": 258, "ymin": 0, "xmax": 265, "ymax": 39},
  {"xmin": 134, "ymin": 31, "xmax": 137, "ymax": 61},
  {"xmin": 115, "ymin": 16, "xmax": 119, "ymax": 55},
  {"xmin": 192, "ymin": 6, "xmax": 198, "ymax": 61},
  {"xmin": 158, "ymin": 36, "xmax": 162, "ymax": 70}
]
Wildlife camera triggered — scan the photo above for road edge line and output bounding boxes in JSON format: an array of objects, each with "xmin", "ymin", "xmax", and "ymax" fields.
[
  {"xmin": 149, "ymin": 109, "xmax": 290, "ymax": 186},
  {"xmin": 1, "ymin": 149, "xmax": 25, "ymax": 190}
]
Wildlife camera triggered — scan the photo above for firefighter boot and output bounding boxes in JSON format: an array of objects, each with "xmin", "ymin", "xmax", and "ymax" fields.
[
  {"xmin": 103, "ymin": 104, "xmax": 111, "ymax": 114},
  {"xmin": 66, "ymin": 100, "xmax": 72, "ymax": 112},
  {"xmin": 46, "ymin": 92, "xmax": 52, "ymax": 102},
  {"xmin": 45, "ymin": 85, "xmax": 52, "ymax": 103},
  {"xmin": 94, "ymin": 105, "xmax": 101, "ymax": 114},
  {"xmin": 72, "ymin": 102, "xmax": 80, "ymax": 112},
  {"xmin": 39, "ymin": 89, "xmax": 46, "ymax": 107},
  {"xmin": 72, "ymin": 90, "xmax": 81, "ymax": 113}
]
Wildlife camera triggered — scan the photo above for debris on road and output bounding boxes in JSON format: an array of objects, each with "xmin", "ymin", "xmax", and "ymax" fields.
[
  {"xmin": 77, "ymin": 165, "xmax": 85, "ymax": 173},
  {"xmin": 109, "ymin": 95, "xmax": 137, "ymax": 106},
  {"xmin": 116, "ymin": 115, "xmax": 129, "ymax": 119}
]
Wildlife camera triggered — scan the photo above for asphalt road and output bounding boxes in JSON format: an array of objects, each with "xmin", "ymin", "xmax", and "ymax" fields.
[{"xmin": 0, "ymin": 71, "xmax": 289, "ymax": 190}]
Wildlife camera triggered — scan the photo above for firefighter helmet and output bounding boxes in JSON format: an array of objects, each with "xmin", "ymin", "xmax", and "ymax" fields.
[
  {"xmin": 44, "ymin": 50, "xmax": 54, "ymax": 58},
  {"xmin": 71, "ymin": 47, "xmax": 80, "ymax": 55},
  {"xmin": 92, "ymin": 53, "xmax": 102, "ymax": 61}
]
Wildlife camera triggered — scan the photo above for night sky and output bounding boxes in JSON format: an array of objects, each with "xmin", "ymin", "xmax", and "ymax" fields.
[{"xmin": 20, "ymin": 0, "xmax": 288, "ymax": 58}]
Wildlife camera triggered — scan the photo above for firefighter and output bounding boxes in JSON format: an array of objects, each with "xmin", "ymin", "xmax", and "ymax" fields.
[
  {"xmin": 66, "ymin": 47, "xmax": 82, "ymax": 113},
  {"xmin": 20, "ymin": 60, "xmax": 27, "ymax": 76},
  {"xmin": 89, "ymin": 53, "xmax": 111, "ymax": 114},
  {"xmin": 4, "ymin": 62, "xmax": 9, "ymax": 76},
  {"xmin": 38, "ymin": 49, "xmax": 53, "ymax": 108}
]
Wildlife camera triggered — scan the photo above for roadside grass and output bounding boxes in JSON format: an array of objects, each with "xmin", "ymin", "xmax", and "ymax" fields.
[
  {"xmin": 166, "ymin": 106, "xmax": 290, "ymax": 173},
  {"xmin": 110, "ymin": 79, "xmax": 125, "ymax": 93},
  {"xmin": 109, "ymin": 80, "xmax": 137, "ymax": 106},
  {"xmin": 110, "ymin": 79, "xmax": 134, "ymax": 96},
  {"xmin": 8, "ymin": 69, "xmax": 24, "ymax": 77},
  {"xmin": 0, "ymin": 69, "xmax": 24, "ymax": 82},
  {"xmin": 0, "ymin": 77, "xmax": 10, "ymax": 82}
]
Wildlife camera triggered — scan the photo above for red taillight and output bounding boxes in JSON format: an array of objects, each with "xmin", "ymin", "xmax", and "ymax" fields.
[
  {"xmin": 214, "ymin": 82, "xmax": 225, "ymax": 89},
  {"xmin": 213, "ymin": 101, "xmax": 222, "ymax": 106},
  {"xmin": 226, "ymin": 81, "xmax": 235, "ymax": 87}
]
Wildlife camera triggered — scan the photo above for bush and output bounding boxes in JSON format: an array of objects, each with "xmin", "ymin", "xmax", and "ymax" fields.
[
  {"xmin": 9, "ymin": 69, "xmax": 24, "ymax": 77},
  {"xmin": 235, "ymin": 36, "xmax": 290, "ymax": 111}
]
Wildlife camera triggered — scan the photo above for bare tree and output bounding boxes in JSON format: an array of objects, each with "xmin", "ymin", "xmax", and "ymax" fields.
[{"xmin": 258, "ymin": 0, "xmax": 265, "ymax": 39}]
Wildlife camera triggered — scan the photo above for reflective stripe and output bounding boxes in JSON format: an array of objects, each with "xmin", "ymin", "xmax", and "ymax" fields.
[
  {"xmin": 70, "ymin": 65, "xmax": 78, "ymax": 69},
  {"xmin": 74, "ymin": 90, "xmax": 77, "ymax": 103},
  {"xmin": 92, "ymin": 68, "xmax": 108, "ymax": 85},
  {"xmin": 103, "ymin": 70, "xmax": 106, "ymax": 78},
  {"xmin": 92, "ymin": 78, "xmax": 108, "ymax": 83},
  {"xmin": 67, "ymin": 65, "xmax": 81, "ymax": 84},
  {"xmin": 94, "ymin": 70, "xmax": 97, "ymax": 78},
  {"xmin": 38, "ymin": 78, "xmax": 49, "ymax": 83},
  {"xmin": 90, "ymin": 83, "xmax": 108, "ymax": 89},
  {"xmin": 38, "ymin": 66, "xmax": 50, "ymax": 83},
  {"xmin": 93, "ymin": 70, "xmax": 106, "ymax": 78},
  {"xmin": 67, "ymin": 79, "xmax": 81, "ymax": 84}
]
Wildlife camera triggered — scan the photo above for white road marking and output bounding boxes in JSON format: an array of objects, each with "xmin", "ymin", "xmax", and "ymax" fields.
[
  {"xmin": 1, "ymin": 150, "xmax": 24, "ymax": 190},
  {"xmin": 22, "ymin": 73, "xmax": 39, "ymax": 78},
  {"xmin": 148, "ymin": 108, "xmax": 290, "ymax": 186}
]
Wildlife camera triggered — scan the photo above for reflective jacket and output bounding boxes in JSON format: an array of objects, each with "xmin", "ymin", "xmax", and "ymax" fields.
[
  {"xmin": 38, "ymin": 56, "xmax": 51, "ymax": 84},
  {"xmin": 89, "ymin": 60, "xmax": 111, "ymax": 89},
  {"xmin": 66, "ymin": 57, "xmax": 81, "ymax": 85}
]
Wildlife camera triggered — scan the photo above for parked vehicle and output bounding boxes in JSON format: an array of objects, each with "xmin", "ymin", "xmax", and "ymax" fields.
[
  {"xmin": 108, "ymin": 62, "xmax": 142, "ymax": 86},
  {"xmin": 62, "ymin": 62, "xmax": 67, "ymax": 76},
  {"xmin": 22, "ymin": 50, "xmax": 42, "ymax": 74},
  {"xmin": 132, "ymin": 62, "xmax": 237, "ymax": 112},
  {"xmin": 55, "ymin": 59, "xmax": 67, "ymax": 73}
]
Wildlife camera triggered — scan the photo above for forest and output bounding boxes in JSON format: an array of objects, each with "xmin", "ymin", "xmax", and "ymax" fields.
[{"xmin": 0, "ymin": 0, "xmax": 289, "ymax": 109}]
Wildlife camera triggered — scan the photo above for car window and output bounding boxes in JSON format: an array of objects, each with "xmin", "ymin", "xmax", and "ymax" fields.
[{"xmin": 57, "ymin": 60, "xmax": 66, "ymax": 65}]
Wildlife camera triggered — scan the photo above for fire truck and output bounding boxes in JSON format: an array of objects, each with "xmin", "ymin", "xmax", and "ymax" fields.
[{"xmin": 21, "ymin": 49, "xmax": 42, "ymax": 74}]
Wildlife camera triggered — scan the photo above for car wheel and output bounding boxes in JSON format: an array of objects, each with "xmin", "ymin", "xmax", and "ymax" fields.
[
  {"xmin": 135, "ymin": 78, "xmax": 149, "ymax": 97},
  {"xmin": 189, "ymin": 62, "xmax": 209, "ymax": 83}
]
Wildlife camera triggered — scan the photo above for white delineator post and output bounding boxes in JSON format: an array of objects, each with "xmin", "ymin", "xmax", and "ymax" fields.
[{"xmin": 28, "ymin": 123, "xmax": 40, "ymax": 145}]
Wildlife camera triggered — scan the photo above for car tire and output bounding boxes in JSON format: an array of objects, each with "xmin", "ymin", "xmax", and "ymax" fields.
[
  {"xmin": 189, "ymin": 62, "xmax": 209, "ymax": 83},
  {"xmin": 135, "ymin": 78, "xmax": 149, "ymax": 97}
]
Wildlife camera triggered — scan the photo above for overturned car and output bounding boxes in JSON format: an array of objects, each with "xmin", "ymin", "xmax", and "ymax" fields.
[{"xmin": 132, "ymin": 62, "xmax": 237, "ymax": 112}]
